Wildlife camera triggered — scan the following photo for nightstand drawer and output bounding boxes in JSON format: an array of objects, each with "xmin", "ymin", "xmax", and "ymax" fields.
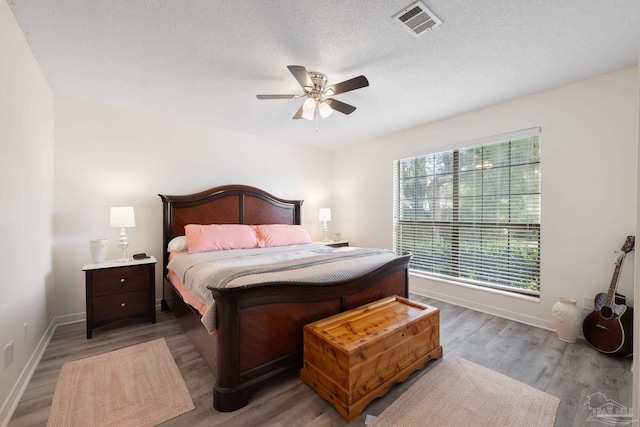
[
  {"xmin": 92, "ymin": 290, "xmax": 150, "ymax": 324},
  {"xmin": 91, "ymin": 265, "xmax": 150, "ymax": 296}
]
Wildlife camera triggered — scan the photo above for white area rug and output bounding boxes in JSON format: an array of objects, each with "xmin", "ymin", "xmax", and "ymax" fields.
[
  {"xmin": 371, "ymin": 356, "xmax": 560, "ymax": 427},
  {"xmin": 48, "ymin": 338, "xmax": 194, "ymax": 427}
]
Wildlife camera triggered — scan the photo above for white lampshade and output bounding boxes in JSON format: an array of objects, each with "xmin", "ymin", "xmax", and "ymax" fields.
[
  {"xmin": 110, "ymin": 207, "xmax": 136, "ymax": 228},
  {"xmin": 319, "ymin": 208, "xmax": 332, "ymax": 222},
  {"xmin": 302, "ymin": 98, "xmax": 316, "ymax": 121},
  {"xmin": 317, "ymin": 101, "xmax": 333, "ymax": 118}
]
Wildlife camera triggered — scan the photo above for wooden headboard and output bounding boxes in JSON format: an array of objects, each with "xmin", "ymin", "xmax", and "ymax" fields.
[{"xmin": 158, "ymin": 184, "xmax": 303, "ymax": 270}]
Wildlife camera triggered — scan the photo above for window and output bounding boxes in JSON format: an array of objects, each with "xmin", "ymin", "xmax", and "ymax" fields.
[{"xmin": 393, "ymin": 129, "xmax": 541, "ymax": 296}]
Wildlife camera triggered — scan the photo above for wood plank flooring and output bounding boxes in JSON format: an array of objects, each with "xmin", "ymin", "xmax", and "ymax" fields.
[{"xmin": 9, "ymin": 294, "xmax": 632, "ymax": 426}]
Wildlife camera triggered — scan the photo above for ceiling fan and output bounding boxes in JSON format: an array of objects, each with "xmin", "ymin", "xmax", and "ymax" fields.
[{"xmin": 256, "ymin": 65, "xmax": 369, "ymax": 121}]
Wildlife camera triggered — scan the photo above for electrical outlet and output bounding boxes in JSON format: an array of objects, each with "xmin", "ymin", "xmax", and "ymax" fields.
[
  {"xmin": 4, "ymin": 341, "xmax": 14, "ymax": 369},
  {"xmin": 583, "ymin": 296, "xmax": 594, "ymax": 311},
  {"xmin": 23, "ymin": 323, "xmax": 28, "ymax": 342}
]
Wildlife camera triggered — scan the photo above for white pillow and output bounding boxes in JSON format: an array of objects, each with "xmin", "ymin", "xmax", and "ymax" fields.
[{"xmin": 167, "ymin": 236, "xmax": 188, "ymax": 252}]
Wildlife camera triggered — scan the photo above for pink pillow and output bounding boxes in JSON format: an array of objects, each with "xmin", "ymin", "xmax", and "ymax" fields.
[
  {"xmin": 251, "ymin": 224, "xmax": 312, "ymax": 248},
  {"xmin": 185, "ymin": 224, "xmax": 258, "ymax": 253}
]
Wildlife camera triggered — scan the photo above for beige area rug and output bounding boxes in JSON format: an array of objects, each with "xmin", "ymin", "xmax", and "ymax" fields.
[
  {"xmin": 371, "ymin": 356, "xmax": 560, "ymax": 427},
  {"xmin": 47, "ymin": 338, "xmax": 194, "ymax": 427}
]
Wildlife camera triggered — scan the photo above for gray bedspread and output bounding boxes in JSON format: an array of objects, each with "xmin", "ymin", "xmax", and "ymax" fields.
[{"xmin": 167, "ymin": 244, "xmax": 398, "ymax": 332}]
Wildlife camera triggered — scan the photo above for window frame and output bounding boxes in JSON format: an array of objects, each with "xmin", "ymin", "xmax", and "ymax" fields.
[{"xmin": 393, "ymin": 128, "xmax": 541, "ymax": 297}]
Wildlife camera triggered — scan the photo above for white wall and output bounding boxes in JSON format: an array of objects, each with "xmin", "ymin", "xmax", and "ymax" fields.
[
  {"xmin": 0, "ymin": 0, "xmax": 55, "ymax": 421},
  {"xmin": 334, "ymin": 67, "xmax": 639, "ymax": 329},
  {"xmin": 53, "ymin": 97, "xmax": 335, "ymax": 318}
]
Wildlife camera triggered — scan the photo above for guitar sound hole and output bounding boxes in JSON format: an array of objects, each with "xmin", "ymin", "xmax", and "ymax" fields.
[{"xmin": 600, "ymin": 306, "xmax": 613, "ymax": 319}]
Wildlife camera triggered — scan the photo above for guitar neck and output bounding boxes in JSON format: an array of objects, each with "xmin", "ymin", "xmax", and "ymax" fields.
[{"xmin": 604, "ymin": 256, "xmax": 624, "ymax": 306}]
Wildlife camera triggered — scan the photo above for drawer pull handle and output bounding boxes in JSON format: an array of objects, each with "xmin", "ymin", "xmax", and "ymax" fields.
[
  {"xmin": 120, "ymin": 278, "xmax": 125, "ymax": 283},
  {"xmin": 120, "ymin": 302, "xmax": 126, "ymax": 308}
]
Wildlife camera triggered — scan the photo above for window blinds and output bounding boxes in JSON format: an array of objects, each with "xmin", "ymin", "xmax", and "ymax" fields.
[{"xmin": 393, "ymin": 129, "xmax": 541, "ymax": 296}]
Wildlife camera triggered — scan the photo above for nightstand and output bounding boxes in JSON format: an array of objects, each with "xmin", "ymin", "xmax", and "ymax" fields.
[
  {"xmin": 82, "ymin": 256, "xmax": 157, "ymax": 339},
  {"xmin": 319, "ymin": 241, "xmax": 349, "ymax": 248}
]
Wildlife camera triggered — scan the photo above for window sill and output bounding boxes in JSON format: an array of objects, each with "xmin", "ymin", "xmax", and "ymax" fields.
[{"xmin": 409, "ymin": 270, "xmax": 541, "ymax": 303}]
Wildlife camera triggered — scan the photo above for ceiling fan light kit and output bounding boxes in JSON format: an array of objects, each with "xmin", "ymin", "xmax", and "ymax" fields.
[
  {"xmin": 317, "ymin": 101, "xmax": 333, "ymax": 119},
  {"xmin": 257, "ymin": 65, "xmax": 369, "ymax": 127}
]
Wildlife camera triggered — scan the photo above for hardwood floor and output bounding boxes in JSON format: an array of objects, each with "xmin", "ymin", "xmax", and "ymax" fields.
[{"xmin": 9, "ymin": 294, "xmax": 632, "ymax": 427}]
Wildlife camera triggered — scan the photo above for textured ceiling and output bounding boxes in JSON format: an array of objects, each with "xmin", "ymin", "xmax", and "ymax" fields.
[{"xmin": 8, "ymin": 0, "xmax": 640, "ymax": 150}]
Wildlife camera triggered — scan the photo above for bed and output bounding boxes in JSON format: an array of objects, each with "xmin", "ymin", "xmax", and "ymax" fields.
[{"xmin": 159, "ymin": 184, "xmax": 411, "ymax": 412}]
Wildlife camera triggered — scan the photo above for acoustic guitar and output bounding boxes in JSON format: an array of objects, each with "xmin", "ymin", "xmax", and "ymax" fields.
[{"xmin": 582, "ymin": 236, "xmax": 634, "ymax": 357}]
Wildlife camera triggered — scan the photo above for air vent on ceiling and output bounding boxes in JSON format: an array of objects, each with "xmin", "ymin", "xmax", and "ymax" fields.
[{"xmin": 393, "ymin": 2, "xmax": 442, "ymax": 37}]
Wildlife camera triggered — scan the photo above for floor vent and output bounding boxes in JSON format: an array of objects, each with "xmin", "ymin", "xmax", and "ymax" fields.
[{"xmin": 393, "ymin": 2, "xmax": 442, "ymax": 37}]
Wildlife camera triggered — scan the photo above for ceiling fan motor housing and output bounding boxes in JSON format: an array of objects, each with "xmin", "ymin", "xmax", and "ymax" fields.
[{"xmin": 307, "ymin": 72, "xmax": 328, "ymax": 98}]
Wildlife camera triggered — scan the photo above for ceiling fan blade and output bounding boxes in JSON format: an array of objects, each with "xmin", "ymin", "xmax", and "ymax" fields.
[
  {"xmin": 326, "ymin": 98, "xmax": 356, "ymax": 115},
  {"xmin": 325, "ymin": 75, "xmax": 369, "ymax": 96},
  {"xmin": 292, "ymin": 105, "xmax": 304, "ymax": 119},
  {"xmin": 257, "ymin": 94, "xmax": 297, "ymax": 99},
  {"xmin": 287, "ymin": 65, "xmax": 313, "ymax": 89}
]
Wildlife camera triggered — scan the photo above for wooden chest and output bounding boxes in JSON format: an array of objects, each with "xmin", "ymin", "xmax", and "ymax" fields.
[{"xmin": 300, "ymin": 296, "xmax": 442, "ymax": 422}]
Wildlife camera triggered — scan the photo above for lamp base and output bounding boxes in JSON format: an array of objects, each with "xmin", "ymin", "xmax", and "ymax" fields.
[{"xmin": 117, "ymin": 228, "xmax": 130, "ymax": 262}]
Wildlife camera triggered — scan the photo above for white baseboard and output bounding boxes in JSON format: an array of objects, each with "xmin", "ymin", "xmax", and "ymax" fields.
[
  {"xmin": 53, "ymin": 312, "xmax": 86, "ymax": 327},
  {"xmin": 409, "ymin": 285, "xmax": 556, "ymax": 332},
  {"xmin": 0, "ymin": 313, "xmax": 85, "ymax": 427}
]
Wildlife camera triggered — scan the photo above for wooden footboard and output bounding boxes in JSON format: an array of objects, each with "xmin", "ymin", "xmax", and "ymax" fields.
[
  {"xmin": 159, "ymin": 185, "xmax": 411, "ymax": 412},
  {"xmin": 210, "ymin": 254, "xmax": 410, "ymax": 412},
  {"xmin": 162, "ymin": 253, "xmax": 410, "ymax": 412}
]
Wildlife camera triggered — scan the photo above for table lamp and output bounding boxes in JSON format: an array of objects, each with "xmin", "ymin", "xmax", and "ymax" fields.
[
  {"xmin": 319, "ymin": 208, "xmax": 331, "ymax": 242},
  {"xmin": 110, "ymin": 207, "xmax": 136, "ymax": 262}
]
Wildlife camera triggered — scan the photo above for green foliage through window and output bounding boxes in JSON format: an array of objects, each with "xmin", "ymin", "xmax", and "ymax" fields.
[{"xmin": 393, "ymin": 131, "xmax": 541, "ymax": 296}]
